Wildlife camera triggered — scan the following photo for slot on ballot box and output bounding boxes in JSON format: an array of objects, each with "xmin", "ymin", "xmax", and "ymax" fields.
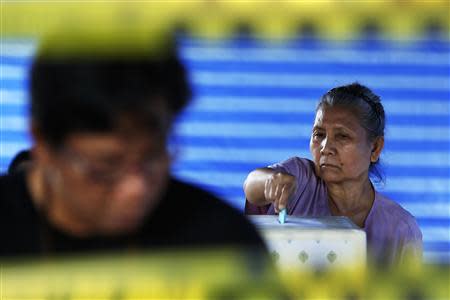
[{"xmin": 249, "ymin": 215, "xmax": 366, "ymax": 271}]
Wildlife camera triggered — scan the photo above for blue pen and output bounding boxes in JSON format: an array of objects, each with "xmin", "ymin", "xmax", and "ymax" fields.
[{"xmin": 278, "ymin": 208, "xmax": 287, "ymax": 224}]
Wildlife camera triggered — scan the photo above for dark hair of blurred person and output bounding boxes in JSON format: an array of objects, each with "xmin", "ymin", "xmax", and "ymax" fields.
[
  {"xmin": 0, "ymin": 38, "xmax": 267, "ymax": 257},
  {"xmin": 7, "ymin": 149, "xmax": 32, "ymax": 175}
]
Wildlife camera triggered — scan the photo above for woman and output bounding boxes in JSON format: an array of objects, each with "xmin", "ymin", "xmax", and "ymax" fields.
[{"xmin": 244, "ymin": 83, "xmax": 422, "ymax": 266}]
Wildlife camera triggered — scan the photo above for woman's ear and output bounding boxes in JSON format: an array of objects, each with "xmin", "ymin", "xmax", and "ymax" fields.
[{"xmin": 370, "ymin": 136, "xmax": 384, "ymax": 163}]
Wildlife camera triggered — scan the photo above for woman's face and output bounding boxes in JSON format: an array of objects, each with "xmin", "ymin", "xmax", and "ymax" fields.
[{"xmin": 309, "ymin": 106, "xmax": 379, "ymax": 184}]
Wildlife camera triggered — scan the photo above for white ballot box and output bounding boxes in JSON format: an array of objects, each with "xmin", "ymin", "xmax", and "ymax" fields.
[{"xmin": 249, "ymin": 215, "xmax": 366, "ymax": 270}]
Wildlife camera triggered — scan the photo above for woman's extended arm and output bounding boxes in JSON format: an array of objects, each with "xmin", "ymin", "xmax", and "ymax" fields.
[{"xmin": 243, "ymin": 168, "xmax": 297, "ymax": 212}]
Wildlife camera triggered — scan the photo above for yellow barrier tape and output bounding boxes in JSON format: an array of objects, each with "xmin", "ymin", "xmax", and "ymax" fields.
[
  {"xmin": 1, "ymin": 250, "xmax": 278, "ymax": 299},
  {"xmin": 1, "ymin": 250, "xmax": 449, "ymax": 300},
  {"xmin": 1, "ymin": 1, "xmax": 449, "ymax": 41}
]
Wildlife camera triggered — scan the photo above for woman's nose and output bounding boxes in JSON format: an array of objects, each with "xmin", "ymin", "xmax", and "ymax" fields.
[{"xmin": 320, "ymin": 137, "xmax": 335, "ymax": 155}]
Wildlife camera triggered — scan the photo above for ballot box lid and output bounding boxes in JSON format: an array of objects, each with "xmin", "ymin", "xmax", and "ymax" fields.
[{"xmin": 249, "ymin": 215, "xmax": 362, "ymax": 231}]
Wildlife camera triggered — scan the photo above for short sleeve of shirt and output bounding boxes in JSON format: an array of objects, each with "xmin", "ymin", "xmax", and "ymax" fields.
[
  {"xmin": 364, "ymin": 193, "xmax": 423, "ymax": 265},
  {"xmin": 395, "ymin": 213, "xmax": 423, "ymax": 264}
]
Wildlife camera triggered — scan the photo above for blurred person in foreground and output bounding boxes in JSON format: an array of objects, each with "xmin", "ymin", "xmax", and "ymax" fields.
[
  {"xmin": 244, "ymin": 83, "xmax": 422, "ymax": 266},
  {"xmin": 0, "ymin": 40, "xmax": 266, "ymax": 257}
]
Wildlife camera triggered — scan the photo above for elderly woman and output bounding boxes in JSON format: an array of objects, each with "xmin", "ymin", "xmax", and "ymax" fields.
[{"xmin": 244, "ymin": 83, "xmax": 422, "ymax": 266}]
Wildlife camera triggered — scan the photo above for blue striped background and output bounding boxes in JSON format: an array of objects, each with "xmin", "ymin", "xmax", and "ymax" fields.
[{"xmin": 1, "ymin": 37, "xmax": 449, "ymax": 264}]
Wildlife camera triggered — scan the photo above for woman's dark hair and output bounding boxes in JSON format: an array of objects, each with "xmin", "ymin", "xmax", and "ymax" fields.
[
  {"xmin": 30, "ymin": 45, "xmax": 191, "ymax": 148},
  {"xmin": 316, "ymin": 82, "xmax": 385, "ymax": 183}
]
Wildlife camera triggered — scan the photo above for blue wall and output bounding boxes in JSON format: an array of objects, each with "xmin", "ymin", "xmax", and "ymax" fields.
[{"xmin": 1, "ymin": 37, "xmax": 449, "ymax": 264}]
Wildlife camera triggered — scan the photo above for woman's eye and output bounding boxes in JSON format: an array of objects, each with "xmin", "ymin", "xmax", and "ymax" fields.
[
  {"xmin": 337, "ymin": 134, "xmax": 349, "ymax": 139},
  {"xmin": 313, "ymin": 132, "xmax": 324, "ymax": 138}
]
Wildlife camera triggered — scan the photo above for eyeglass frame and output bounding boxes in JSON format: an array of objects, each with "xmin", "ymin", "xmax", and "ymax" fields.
[{"xmin": 55, "ymin": 146, "xmax": 170, "ymax": 185}]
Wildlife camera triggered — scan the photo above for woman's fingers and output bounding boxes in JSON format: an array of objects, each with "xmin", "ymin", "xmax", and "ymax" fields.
[
  {"xmin": 278, "ymin": 185, "xmax": 288, "ymax": 211},
  {"xmin": 274, "ymin": 183, "xmax": 281, "ymax": 201},
  {"xmin": 273, "ymin": 184, "xmax": 280, "ymax": 213},
  {"xmin": 264, "ymin": 177, "xmax": 270, "ymax": 200},
  {"xmin": 264, "ymin": 172, "xmax": 296, "ymax": 212}
]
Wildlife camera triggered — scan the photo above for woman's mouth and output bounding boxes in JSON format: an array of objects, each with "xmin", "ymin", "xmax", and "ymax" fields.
[{"xmin": 320, "ymin": 163, "xmax": 340, "ymax": 169}]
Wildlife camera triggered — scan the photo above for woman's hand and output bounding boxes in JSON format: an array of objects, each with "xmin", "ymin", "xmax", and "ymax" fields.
[{"xmin": 264, "ymin": 172, "xmax": 297, "ymax": 213}]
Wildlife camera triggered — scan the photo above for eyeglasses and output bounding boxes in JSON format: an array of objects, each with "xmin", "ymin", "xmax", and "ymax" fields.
[{"xmin": 58, "ymin": 148, "xmax": 168, "ymax": 185}]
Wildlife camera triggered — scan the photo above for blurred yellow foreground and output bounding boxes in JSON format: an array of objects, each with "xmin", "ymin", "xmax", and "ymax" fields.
[{"xmin": 1, "ymin": 249, "xmax": 448, "ymax": 299}]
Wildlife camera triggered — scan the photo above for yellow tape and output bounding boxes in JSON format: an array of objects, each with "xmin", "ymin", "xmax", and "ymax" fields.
[
  {"xmin": 1, "ymin": 1, "xmax": 449, "ymax": 41},
  {"xmin": 1, "ymin": 250, "xmax": 449, "ymax": 299}
]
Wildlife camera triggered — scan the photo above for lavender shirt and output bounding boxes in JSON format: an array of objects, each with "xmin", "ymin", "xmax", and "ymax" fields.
[{"xmin": 245, "ymin": 157, "xmax": 423, "ymax": 266}]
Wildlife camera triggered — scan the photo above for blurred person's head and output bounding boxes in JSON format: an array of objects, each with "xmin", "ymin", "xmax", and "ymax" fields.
[
  {"xmin": 8, "ymin": 149, "xmax": 32, "ymax": 174},
  {"xmin": 29, "ymin": 42, "xmax": 191, "ymax": 237},
  {"xmin": 310, "ymin": 82, "xmax": 385, "ymax": 186}
]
